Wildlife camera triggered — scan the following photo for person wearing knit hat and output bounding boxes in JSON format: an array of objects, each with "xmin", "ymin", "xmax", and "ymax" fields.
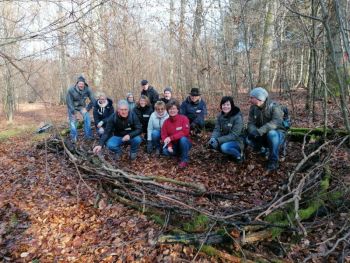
[
  {"xmin": 160, "ymin": 86, "xmax": 172, "ymax": 105},
  {"xmin": 66, "ymin": 75, "xmax": 96, "ymax": 142},
  {"xmin": 247, "ymin": 87, "xmax": 287, "ymax": 172}
]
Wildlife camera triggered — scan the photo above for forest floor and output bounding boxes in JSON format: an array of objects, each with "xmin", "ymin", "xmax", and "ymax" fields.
[{"xmin": 0, "ymin": 91, "xmax": 349, "ymax": 262}]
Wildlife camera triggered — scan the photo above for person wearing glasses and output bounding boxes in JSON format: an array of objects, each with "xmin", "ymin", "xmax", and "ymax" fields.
[
  {"xmin": 161, "ymin": 99, "xmax": 191, "ymax": 169},
  {"xmin": 93, "ymin": 100, "xmax": 142, "ymax": 161}
]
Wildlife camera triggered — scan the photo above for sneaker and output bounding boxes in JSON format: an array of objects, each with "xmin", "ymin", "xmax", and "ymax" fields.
[
  {"xmin": 129, "ymin": 152, "xmax": 137, "ymax": 160},
  {"xmin": 178, "ymin": 161, "xmax": 188, "ymax": 168},
  {"xmin": 267, "ymin": 161, "xmax": 279, "ymax": 171}
]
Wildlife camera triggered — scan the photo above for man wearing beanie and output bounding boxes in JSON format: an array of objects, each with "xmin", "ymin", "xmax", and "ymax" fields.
[
  {"xmin": 247, "ymin": 87, "xmax": 286, "ymax": 171},
  {"xmin": 66, "ymin": 75, "xmax": 95, "ymax": 143},
  {"xmin": 160, "ymin": 86, "xmax": 172, "ymax": 104},
  {"xmin": 140, "ymin": 79, "xmax": 159, "ymax": 106}
]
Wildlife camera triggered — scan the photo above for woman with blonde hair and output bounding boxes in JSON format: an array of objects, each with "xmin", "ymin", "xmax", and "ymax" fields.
[{"xmin": 147, "ymin": 101, "xmax": 169, "ymax": 155}]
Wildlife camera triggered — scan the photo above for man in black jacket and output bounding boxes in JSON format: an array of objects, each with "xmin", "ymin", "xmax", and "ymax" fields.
[
  {"xmin": 140, "ymin": 79, "xmax": 159, "ymax": 106},
  {"xmin": 93, "ymin": 100, "xmax": 142, "ymax": 160},
  {"xmin": 66, "ymin": 76, "xmax": 95, "ymax": 142}
]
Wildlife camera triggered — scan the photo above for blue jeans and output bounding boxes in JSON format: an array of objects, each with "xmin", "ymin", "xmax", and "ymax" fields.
[
  {"xmin": 163, "ymin": 137, "xmax": 192, "ymax": 162},
  {"xmin": 220, "ymin": 141, "xmax": 241, "ymax": 159},
  {"xmin": 151, "ymin": 130, "xmax": 161, "ymax": 150},
  {"xmin": 68, "ymin": 110, "xmax": 93, "ymax": 141},
  {"xmin": 247, "ymin": 130, "xmax": 285, "ymax": 162},
  {"xmin": 106, "ymin": 135, "xmax": 142, "ymax": 154}
]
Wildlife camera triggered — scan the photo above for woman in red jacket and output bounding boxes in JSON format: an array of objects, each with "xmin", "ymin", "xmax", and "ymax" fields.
[{"xmin": 161, "ymin": 99, "xmax": 192, "ymax": 168}]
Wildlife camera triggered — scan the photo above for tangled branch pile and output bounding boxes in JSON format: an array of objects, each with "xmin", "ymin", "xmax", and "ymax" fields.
[{"xmin": 40, "ymin": 134, "xmax": 350, "ymax": 261}]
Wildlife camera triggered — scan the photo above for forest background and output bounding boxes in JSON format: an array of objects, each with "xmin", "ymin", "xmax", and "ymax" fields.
[{"xmin": 0, "ymin": 0, "xmax": 350, "ymax": 262}]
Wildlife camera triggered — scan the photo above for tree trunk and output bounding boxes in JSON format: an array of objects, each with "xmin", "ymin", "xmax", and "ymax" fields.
[
  {"xmin": 57, "ymin": 4, "xmax": 69, "ymax": 105},
  {"xmin": 321, "ymin": 0, "xmax": 350, "ymax": 135},
  {"xmin": 191, "ymin": 0, "xmax": 203, "ymax": 88},
  {"xmin": 258, "ymin": 0, "xmax": 276, "ymax": 87}
]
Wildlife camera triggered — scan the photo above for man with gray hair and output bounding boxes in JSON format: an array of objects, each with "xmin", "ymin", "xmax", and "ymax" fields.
[
  {"xmin": 93, "ymin": 100, "xmax": 142, "ymax": 160},
  {"xmin": 247, "ymin": 87, "xmax": 286, "ymax": 171}
]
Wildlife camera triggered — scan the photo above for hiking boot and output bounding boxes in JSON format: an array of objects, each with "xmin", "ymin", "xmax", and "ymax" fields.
[
  {"xmin": 233, "ymin": 156, "xmax": 244, "ymax": 164},
  {"xmin": 259, "ymin": 147, "xmax": 269, "ymax": 159},
  {"xmin": 129, "ymin": 152, "xmax": 137, "ymax": 160},
  {"xmin": 178, "ymin": 161, "xmax": 188, "ymax": 169},
  {"xmin": 267, "ymin": 161, "xmax": 279, "ymax": 171},
  {"xmin": 113, "ymin": 153, "xmax": 121, "ymax": 161},
  {"xmin": 155, "ymin": 148, "xmax": 160, "ymax": 156}
]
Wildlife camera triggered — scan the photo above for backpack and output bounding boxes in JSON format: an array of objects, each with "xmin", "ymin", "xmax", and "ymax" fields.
[{"xmin": 269, "ymin": 102, "xmax": 291, "ymax": 130}]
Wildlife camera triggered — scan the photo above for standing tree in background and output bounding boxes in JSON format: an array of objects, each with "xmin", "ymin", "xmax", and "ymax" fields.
[{"xmin": 258, "ymin": 0, "xmax": 277, "ymax": 88}]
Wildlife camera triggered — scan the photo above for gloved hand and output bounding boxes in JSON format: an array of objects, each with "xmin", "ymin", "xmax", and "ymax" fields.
[
  {"xmin": 208, "ymin": 138, "xmax": 219, "ymax": 149},
  {"xmin": 146, "ymin": 141, "xmax": 153, "ymax": 154},
  {"xmin": 248, "ymin": 130, "xmax": 260, "ymax": 140}
]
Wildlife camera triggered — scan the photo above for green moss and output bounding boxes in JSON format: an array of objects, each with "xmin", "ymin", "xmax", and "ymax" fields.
[
  {"xmin": 199, "ymin": 245, "xmax": 218, "ymax": 256},
  {"xmin": 265, "ymin": 210, "xmax": 285, "ymax": 223},
  {"xmin": 149, "ymin": 214, "xmax": 165, "ymax": 225},
  {"xmin": 183, "ymin": 214, "xmax": 209, "ymax": 233},
  {"xmin": 0, "ymin": 125, "xmax": 36, "ymax": 141}
]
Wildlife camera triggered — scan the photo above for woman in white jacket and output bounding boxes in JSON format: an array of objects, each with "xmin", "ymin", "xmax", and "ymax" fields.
[{"xmin": 147, "ymin": 101, "xmax": 169, "ymax": 155}]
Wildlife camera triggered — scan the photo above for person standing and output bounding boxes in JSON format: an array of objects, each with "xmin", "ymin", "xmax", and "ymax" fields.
[
  {"xmin": 66, "ymin": 76, "xmax": 95, "ymax": 142},
  {"xmin": 162, "ymin": 99, "xmax": 192, "ymax": 168},
  {"xmin": 247, "ymin": 87, "xmax": 286, "ymax": 171},
  {"xmin": 93, "ymin": 100, "xmax": 142, "ymax": 160},
  {"xmin": 93, "ymin": 91, "xmax": 114, "ymax": 136},
  {"xmin": 140, "ymin": 79, "xmax": 159, "ymax": 106},
  {"xmin": 180, "ymin": 87, "xmax": 207, "ymax": 135},
  {"xmin": 207, "ymin": 96, "xmax": 244, "ymax": 163},
  {"xmin": 160, "ymin": 86, "xmax": 172, "ymax": 105}
]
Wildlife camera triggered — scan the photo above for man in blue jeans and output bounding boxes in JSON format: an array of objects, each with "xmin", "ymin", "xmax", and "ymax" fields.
[
  {"xmin": 247, "ymin": 87, "xmax": 286, "ymax": 171},
  {"xmin": 66, "ymin": 76, "xmax": 95, "ymax": 142},
  {"xmin": 93, "ymin": 100, "xmax": 142, "ymax": 160}
]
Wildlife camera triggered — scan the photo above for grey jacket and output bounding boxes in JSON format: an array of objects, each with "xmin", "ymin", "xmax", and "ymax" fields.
[
  {"xmin": 211, "ymin": 106, "xmax": 244, "ymax": 149},
  {"xmin": 247, "ymin": 98, "xmax": 285, "ymax": 136},
  {"xmin": 66, "ymin": 85, "xmax": 95, "ymax": 114}
]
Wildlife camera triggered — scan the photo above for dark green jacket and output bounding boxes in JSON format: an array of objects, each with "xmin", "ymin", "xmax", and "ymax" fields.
[
  {"xmin": 211, "ymin": 106, "xmax": 244, "ymax": 149},
  {"xmin": 247, "ymin": 98, "xmax": 285, "ymax": 136}
]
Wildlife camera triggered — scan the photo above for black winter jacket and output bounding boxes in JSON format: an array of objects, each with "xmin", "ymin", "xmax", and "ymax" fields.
[
  {"xmin": 93, "ymin": 98, "xmax": 114, "ymax": 128},
  {"xmin": 133, "ymin": 105, "xmax": 153, "ymax": 134},
  {"xmin": 99, "ymin": 112, "xmax": 142, "ymax": 146},
  {"xmin": 141, "ymin": 86, "xmax": 159, "ymax": 106}
]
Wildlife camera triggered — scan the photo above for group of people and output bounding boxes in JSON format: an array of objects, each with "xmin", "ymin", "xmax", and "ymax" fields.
[{"xmin": 66, "ymin": 76, "xmax": 287, "ymax": 171}]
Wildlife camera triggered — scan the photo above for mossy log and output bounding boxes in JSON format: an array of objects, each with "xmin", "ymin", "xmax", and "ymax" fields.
[
  {"xmin": 60, "ymin": 121, "xmax": 83, "ymax": 136},
  {"xmin": 158, "ymin": 167, "xmax": 345, "ymax": 246},
  {"xmin": 199, "ymin": 245, "xmax": 254, "ymax": 263},
  {"xmin": 204, "ymin": 120, "xmax": 348, "ymax": 140}
]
